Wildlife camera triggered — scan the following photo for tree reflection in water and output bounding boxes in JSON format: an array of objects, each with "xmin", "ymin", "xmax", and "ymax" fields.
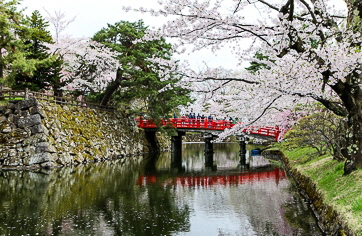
[
  {"xmin": 0, "ymin": 156, "xmax": 190, "ymax": 236},
  {"xmin": 0, "ymin": 143, "xmax": 323, "ymax": 236}
]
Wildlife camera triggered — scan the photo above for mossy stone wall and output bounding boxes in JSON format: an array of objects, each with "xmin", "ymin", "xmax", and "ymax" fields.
[{"xmin": 0, "ymin": 98, "xmax": 159, "ymax": 169}]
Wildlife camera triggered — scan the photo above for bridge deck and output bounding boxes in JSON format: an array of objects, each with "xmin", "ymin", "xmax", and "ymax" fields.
[{"xmin": 135, "ymin": 118, "xmax": 282, "ymax": 141}]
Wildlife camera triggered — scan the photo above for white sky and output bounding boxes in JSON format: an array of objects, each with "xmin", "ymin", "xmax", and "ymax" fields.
[
  {"xmin": 20, "ymin": 0, "xmax": 165, "ymax": 37},
  {"xmin": 20, "ymin": 0, "xmax": 348, "ymax": 71},
  {"xmin": 19, "ymin": 0, "xmax": 247, "ymax": 70}
]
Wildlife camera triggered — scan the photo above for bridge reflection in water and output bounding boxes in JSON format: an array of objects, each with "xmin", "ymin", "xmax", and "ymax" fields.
[
  {"xmin": 137, "ymin": 167, "xmax": 286, "ymax": 187},
  {"xmin": 135, "ymin": 145, "xmax": 323, "ymax": 235}
]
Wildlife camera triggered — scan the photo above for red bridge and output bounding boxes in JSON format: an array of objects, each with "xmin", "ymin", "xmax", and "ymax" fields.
[{"xmin": 135, "ymin": 118, "xmax": 282, "ymax": 141}]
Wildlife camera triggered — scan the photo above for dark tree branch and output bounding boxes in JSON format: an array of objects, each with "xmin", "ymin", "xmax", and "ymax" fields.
[
  {"xmin": 181, "ymin": 74, "xmax": 261, "ymax": 85},
  {"xmin": 247, "ymin": 94, "xmax": 283, "ymax": 126},
  {"xmin": 313, "ymin": 97, "xmax": 348, "ymax": 117},
  {"xmin": 234, "ymin": 0, "xmax": 242, "ymax": 14},
  {"xmin": 257, "ymin": 0, "xmax": 280, "ymax": 11}
]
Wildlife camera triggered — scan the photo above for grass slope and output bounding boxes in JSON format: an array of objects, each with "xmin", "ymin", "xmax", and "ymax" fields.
[{"xmin": 278, "ymin": 144, "xmax": 362, "ymax": 235}]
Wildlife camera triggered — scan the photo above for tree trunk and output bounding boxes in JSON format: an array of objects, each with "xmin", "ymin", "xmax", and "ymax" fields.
[
  {"xmin": 100, "ymin": 68, "xmax": 123, "ymax": 106},
  {"xmin": 0, "ymin": 53, "xmax": 4, "ymax": 100},
  {"xmin": 344, "ymin": 109, "xmax": 362, "ymax": 174},
  {"xmin": 0, "ymin": 53, "xmax": 3, "ymax": 80},
  {"xmin": 340, "ymin": 0, "xmax": 362, "ymax": 174}
]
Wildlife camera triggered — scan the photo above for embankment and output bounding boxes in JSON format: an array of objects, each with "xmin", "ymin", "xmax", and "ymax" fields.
[
  {"xmin": 0, "ymin": 98, "xmax": 167, "ymax": 169},
  {"xmin": 264, "ymin": 149, "xmax": 357, "ymax": 235}
]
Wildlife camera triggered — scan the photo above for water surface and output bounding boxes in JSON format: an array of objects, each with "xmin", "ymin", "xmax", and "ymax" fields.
[{"xmin": 0, "ymin": 143, "xmax": 323, "ymax": 235}]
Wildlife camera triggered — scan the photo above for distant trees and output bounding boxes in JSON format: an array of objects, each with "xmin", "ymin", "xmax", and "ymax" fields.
[
  {"xmin": 0, "ymin": 1, "xmax": 190, "ymax": 119},
  {"xmin": 0, "ymin": 0, "xmax": 63, "ymax": 95}
]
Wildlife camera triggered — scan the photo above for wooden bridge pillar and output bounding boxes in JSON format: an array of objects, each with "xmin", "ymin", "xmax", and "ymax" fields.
[
  {"xmin": 204, "ymin": 133, "xmax": 216, "ymax": 169},
  {"xmin": 171, "ymin": 131, "xmax": 185, "ymax": 169},
  {"xmin": 145, "ymin": 131, "xmax": 160, "ymax": 152},
  {"xmin": 237, "ymin": 135, "xmax": 249, "ymax": 167}
]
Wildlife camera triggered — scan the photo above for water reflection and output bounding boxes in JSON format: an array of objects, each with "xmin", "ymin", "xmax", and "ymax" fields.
[
  {"xmin": 0, "ymin": 158, "xmax": 189, "ymax": 235},
  {"xmin": 0, "ymin": 143, "xmax": 323, "ymax": 235}
]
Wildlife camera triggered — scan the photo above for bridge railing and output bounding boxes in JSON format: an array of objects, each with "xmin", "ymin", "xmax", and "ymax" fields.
[
  {"xmin": 135, "ymin": 117, "xmax": 235, "ymax": 130},
  {"xmin": 135, "ymin": 117, "xmax": 283, "ymax": 141}
]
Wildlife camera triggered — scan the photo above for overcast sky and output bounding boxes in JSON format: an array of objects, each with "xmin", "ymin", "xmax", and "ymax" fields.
[
  {"xmin": 19, "ymin": 0, "xmax": 254, "ymax": 70},
  {"xmin": 20, "ymin": 0, "xmax": 165, "ymax": 37},
  {"xmin": 20, "ymin": 0, "xmax": 348, "ymax": 70}
]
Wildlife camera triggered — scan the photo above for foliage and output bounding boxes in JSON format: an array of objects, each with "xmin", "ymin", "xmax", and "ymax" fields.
[
  {"xmin": 12, "ymin": 10, "xmax": 62, "ymax": 92},
  {"xmin": 92, "ymin": 20, "xmax": 192, "ymax": 119},
  {"xmin": 283, "ymin": 110, "xmax": 347, "ymax": 160},
  {"xmin": 0, "ymin": 0, "xmax": 35, "ymax": 86},
  {"xmin": 245, "ymin": 52, "xmax": 272, "ymax": 74}
]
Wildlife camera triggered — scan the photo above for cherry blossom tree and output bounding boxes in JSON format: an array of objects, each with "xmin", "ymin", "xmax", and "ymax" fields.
[
  {"xmin": 43, "ymin": 8, "xmax": 76, "ymax": 43},
  {"xmin": 127, "ymin": 0, "xmax": 362, "ymax": 174},
  {"xmin": 47, "ymin": 36, "xmax": 119, "ymax": 97}
]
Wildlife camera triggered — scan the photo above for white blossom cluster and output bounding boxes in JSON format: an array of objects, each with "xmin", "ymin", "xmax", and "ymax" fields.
[
  {"xmin": 47, "ymin": 36, "xmax": 119, "ymax": 93},
  {"xmin": 127, "ymin": 0, "xmax": 361, "ymax": 140}
]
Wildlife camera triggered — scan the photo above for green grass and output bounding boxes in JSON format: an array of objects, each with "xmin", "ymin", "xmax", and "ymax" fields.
[
  {"xmin": 277, "ymin": 144, "xmax": 362, "ymax": 235},
  {"xmin": 0, "ymin": 96, "xmax": 24, "ymax": 106},
  {"xmin": 352, "ymin": 197, "xmax": 362, "ymax": 212}
]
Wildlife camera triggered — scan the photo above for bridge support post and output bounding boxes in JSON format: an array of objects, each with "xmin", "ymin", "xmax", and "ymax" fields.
[
  {"xmin": 145, "ymin": 131, "xmax": 160, "ymax": 152},
  {"xmin": 171, "ymin": 131, "xmax": 185, "ymax": 169},
  {"xmin": 204, "ymin": 133, "xmax": 215, "ymax": 169},
  {"xmin": 237, "ymin": 135, "xmax": 248, "ymax": 168}
]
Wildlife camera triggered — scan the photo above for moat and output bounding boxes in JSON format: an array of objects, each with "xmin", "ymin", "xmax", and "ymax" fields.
[{"xmin": 0, "ymin": 143, "xmax": 323, "ymax": 235}]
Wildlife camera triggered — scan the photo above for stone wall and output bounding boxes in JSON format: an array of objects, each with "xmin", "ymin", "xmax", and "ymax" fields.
[{"xmin": 0, "ymin": 98, "xmax": 159, "ymax": 169}]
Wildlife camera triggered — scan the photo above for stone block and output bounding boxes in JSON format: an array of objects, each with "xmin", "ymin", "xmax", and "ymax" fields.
[
  {"xmin": 24, "ymin": 152, "xmax": 50, "ymax": 165},
  {"xmin": 57, "ymin": 152, "xmax": 72, "ymax": 165},
  {"xmin": 17, "ymin": 98, "xmax": 38, "ymax": 110},
  {"xmin": 8, "ymin": 149, "xmax": 17, "ymax": 157},
  {"xmin": 3, "ymin": 157, "xmax": 22, "ymax": 166},
  {"xmin": 31, "ymin": 124, "xmax": 47, "ymax": 135},
  {"xmin": 35, "ymin": 142, "xmax": 50, "ymax": 153},
  {"xmin": 24, "ymin": 145, "xmax": 36, "ymax": 156},
  {"xmin": 5, "ymin": 109, "xmax": 13, "ymax": 115},
  {"xmin": 0, "ymin": 116, "xmax": 6, "ymax": 123},
  {"xmin": 40, "ymin": 161, "xmax": 54, "ymax": 168},
  {"xmin": 17, "ymin": 114, "xmax": 41, "ymax": 128},
  {"xmin": 23, "ymin": 133, "xmax": 47, "ymax": 147},
  {"xmin": 20, "ymin": 110, "xmax": 30, "ymax": 117},
  {"xmin": 8, "ymin": 114, "xmax": 19, "ymax": 124},
  {"xmin": 29, "ymin": 106, "xmax": 46, "ymax": 118},
  {"xmin": 8, "ymin": 103, "xmax": 16, "ymax": 110},
  {"xmin": 2, "ymin": 125, "xmax": 11, "ymax": 133}
]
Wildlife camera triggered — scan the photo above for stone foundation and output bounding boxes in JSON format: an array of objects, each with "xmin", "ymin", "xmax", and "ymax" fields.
[{"xmin": 0, "ymin": 98, "xmax": 156, "ymax": 169}]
